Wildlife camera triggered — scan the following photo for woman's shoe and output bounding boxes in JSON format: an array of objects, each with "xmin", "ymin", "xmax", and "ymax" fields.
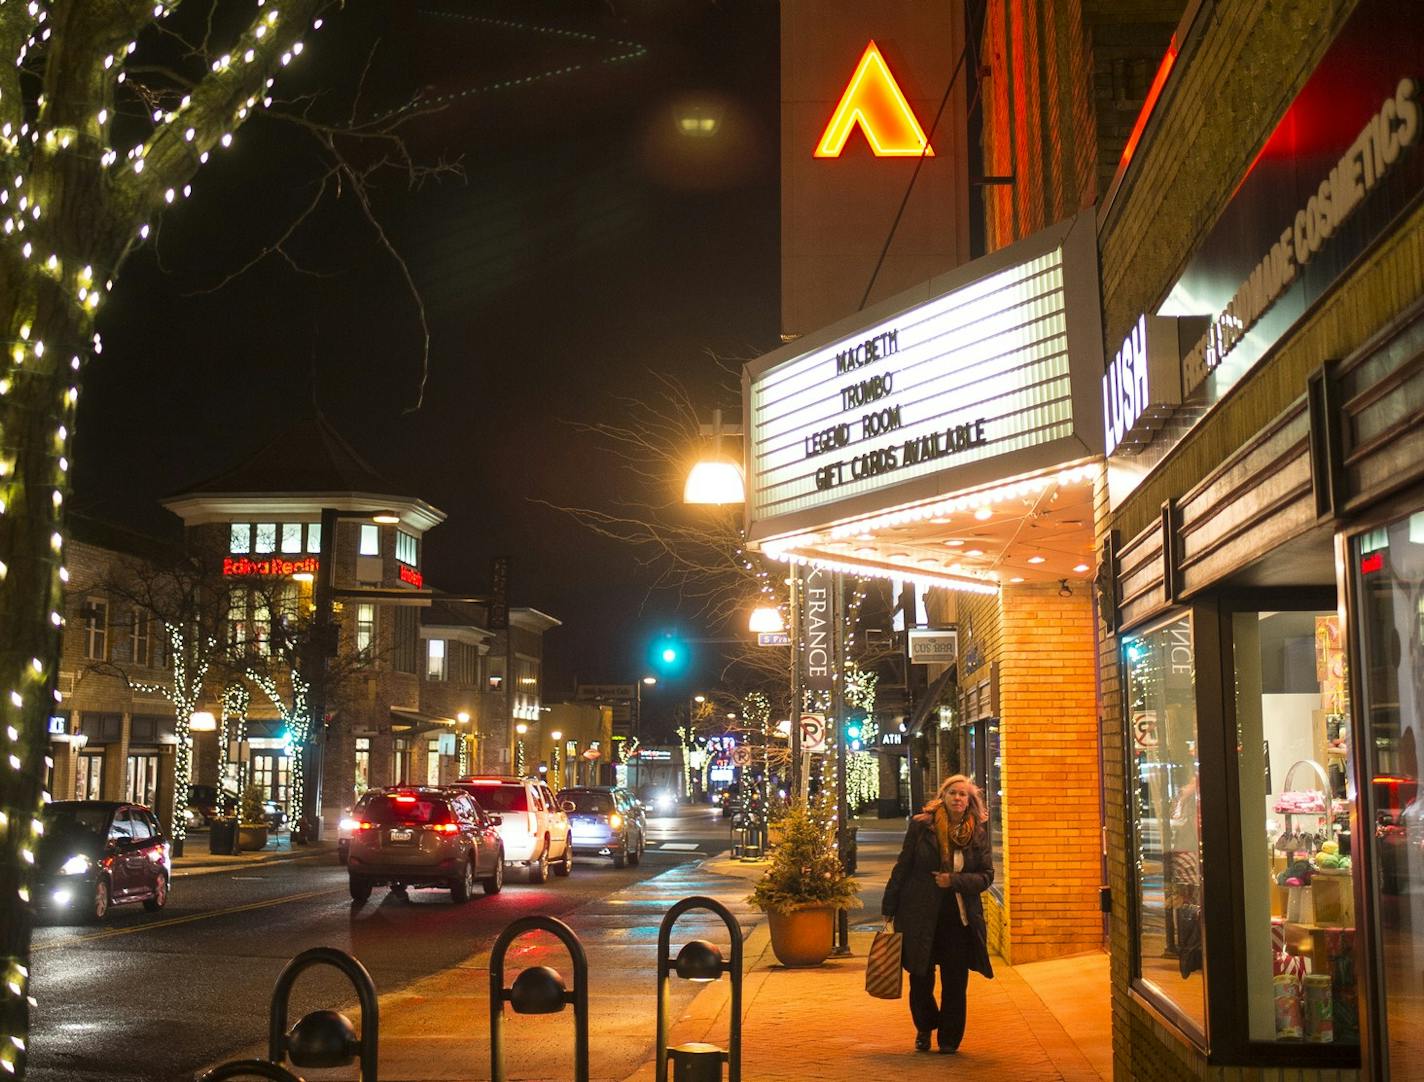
[{"xmin": 914, "ymin": 1031, "xmax": 932, "ymax": 1052}]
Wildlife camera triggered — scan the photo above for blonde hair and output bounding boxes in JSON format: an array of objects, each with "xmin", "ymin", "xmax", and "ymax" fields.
[{"xmin": 925, "ymin": 774, "xmax": 988, "ymax": 824}]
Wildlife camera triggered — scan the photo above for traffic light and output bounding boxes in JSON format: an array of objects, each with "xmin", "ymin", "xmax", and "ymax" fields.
[
  {"xmin": 647, "ymin": 631, "xmax": 690, "ymax": 678},
  {"xmin": 844, "ymin": 710, "xmax": 866, "ymax": 752}
]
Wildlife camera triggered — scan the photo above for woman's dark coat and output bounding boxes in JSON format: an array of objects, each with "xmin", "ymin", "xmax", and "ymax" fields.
[{"xmin": 881, "ymin": 815, "xmax": 995, "ymax": 979}]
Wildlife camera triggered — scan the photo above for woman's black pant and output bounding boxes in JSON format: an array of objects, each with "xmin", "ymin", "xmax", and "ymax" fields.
[{"xmin": 908, "ymin": 915, "xmax": 974, "ymax": 1049}]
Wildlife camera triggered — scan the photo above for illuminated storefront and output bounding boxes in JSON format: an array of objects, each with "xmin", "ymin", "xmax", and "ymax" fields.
[
  {"xmin": 745, "ymin": 211, "xmax": 1110, "ymax": 963},
  {"xmin": 1097, "ymin": 1, "xmax": 1424, "ymax": 1074}
]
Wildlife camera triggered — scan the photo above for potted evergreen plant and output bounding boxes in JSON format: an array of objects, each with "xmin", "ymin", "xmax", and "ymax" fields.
[
  {"xmin": 747, "ymin": 795, "xmax": 860, "ymax": 967},
  {"xmin": 236, "ymin": 784, "xmax": 271, "ymax": 851}
]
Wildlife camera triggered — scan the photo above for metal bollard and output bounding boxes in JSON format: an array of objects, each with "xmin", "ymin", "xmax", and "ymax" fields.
[
  {"xmin": 268, "ymin": 947, "xmax": 380, "ymax": 1081},
  {"xmin": 489, "ymin": 914, "xmax": 590, "ymax": 1082},
  {"xmin": 656, "ymin": 896, "xmax": 743, "ymax": 1082}
]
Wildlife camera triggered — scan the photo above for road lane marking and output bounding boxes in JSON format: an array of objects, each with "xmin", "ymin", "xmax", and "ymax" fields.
[
  {"xmin": 33, "ymin": 887, "xmax": 343, "ymax": 951},
  {"xmin": 657, "ymin": 842, "xmax": 701, "ymax": 851}
]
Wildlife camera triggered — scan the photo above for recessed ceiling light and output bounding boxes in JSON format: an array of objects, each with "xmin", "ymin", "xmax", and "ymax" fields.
[
  {"xmin": 1010, "ymin": 577, "xmax": 1025, "ymax": 583},
  {"xmin": 944, "ymin": 539, "xmax": 965, "ymax": 547},
  {"xmin": 966, "ymin": 548, "xmax": 984, "ymax": 557},
  {"xmin": 855, "ymin": 547, "xmax": 877, "ymax": 557},
  {"xmin": 930, "ymin": 517, "xmax": 952, "ymax": 524},
  {"xmin": 857, "ymin": 533, "xmax": 874, "ymax": 541},
  {"xmin": 1073, "ymin": 563, "xmax": 1090, "ymax": 573},
  {"xmin": 974, "ymin": 507, "xmax": 992, "ymax": 521},
  {"xmin": 1028, "ymin": 555, "xmax": 1046, "ymax": 564}
]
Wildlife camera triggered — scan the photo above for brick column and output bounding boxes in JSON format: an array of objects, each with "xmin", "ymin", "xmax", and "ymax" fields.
[{"xmin": 998, "ymin": 581, "xmax": 1102, "ymax": 963}]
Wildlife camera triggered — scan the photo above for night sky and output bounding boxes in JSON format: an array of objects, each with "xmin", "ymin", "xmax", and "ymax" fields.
[{"xmin": 71, "ymin": 1, "xmax": 781, "ymax": 702}]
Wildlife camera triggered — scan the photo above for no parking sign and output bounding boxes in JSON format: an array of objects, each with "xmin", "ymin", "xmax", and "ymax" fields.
[{"xmin": 798, "ymin": 713, "xmax": 828, "ymax": 754}]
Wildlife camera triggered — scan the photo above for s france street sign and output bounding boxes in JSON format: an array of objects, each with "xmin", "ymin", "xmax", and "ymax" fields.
[{"xmin": 757, "ymin": 631, "xmax": 792, "ymax": 646}]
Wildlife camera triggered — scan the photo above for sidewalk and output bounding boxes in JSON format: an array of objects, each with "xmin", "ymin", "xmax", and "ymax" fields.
[
  {"xmin": 630, "ymin": 819, "xmax": 1111, "ymax": 1082},
  {"xmin": 171, "ymin": 832, "xmax": 334, "ymax": 878}
]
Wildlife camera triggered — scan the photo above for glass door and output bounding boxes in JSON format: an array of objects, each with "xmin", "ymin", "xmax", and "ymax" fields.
[
  {"xmin": 76, "ymin": 752, "xmax": 103, "ymax": 800},
  {"xmin": 125, "ymin": 753, "xmax": 159, "ymax": 808},
  {"xmin": 1351, "ymin": 510, "xmax": 1424, "ymax": 1078}
]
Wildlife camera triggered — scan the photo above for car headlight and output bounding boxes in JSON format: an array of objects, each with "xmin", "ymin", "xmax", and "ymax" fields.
[
  {"xmin": 338, "ymin": 817, "xmax": 360, "ymax": 834},
  {"xmin": 59, "ymin": 854, "xmax": 91, "ymax": 876}
]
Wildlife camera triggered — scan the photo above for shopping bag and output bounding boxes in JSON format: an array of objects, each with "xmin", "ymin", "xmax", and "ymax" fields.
[{"xmin": 865, "ymin": 923, "xmax": 903, "ymax": 999}]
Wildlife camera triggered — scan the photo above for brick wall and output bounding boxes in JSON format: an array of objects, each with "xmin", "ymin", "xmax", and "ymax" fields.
[{"xmin": 998, "ymin": 581, "xmax": 1101, "ymax": 963}]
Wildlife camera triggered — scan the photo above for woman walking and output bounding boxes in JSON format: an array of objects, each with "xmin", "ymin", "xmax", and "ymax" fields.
[{"xmin": 882, "ymin": 774, "xmax": 995, "ymax": 1053}]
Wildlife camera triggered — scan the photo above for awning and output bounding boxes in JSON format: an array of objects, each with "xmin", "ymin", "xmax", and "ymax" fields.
[
  {"xmin": 907, "ymin": 665, "xmax": 956, "ymax": 735},
  {"xmin": 390, "ymin": 708, "xmax": 453, "ymax": 735}
]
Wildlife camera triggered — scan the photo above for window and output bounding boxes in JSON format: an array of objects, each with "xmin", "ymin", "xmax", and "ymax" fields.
[
  {"xmin": 83, "ymin": 598, "xmax": 108, "ymax": 660},
  {"xmin": 452, "ymin": 642, "xmax": 477, "ymax": 685},
  {"xmin": 127, "ymin": 812, "xmax": 152, "ymax": 840},
  {"xmin": 125, "ymin": 753, "xmax": 159, "ymax": 808},
  {"xmin": 427, "ymin": 638, "xmax": 447, "ymax": 681},
  {"xmin": 356, "ymin": 603, "xmax": 375, "ymax": 658},
  {"xmin": 76, "ymin": 753, "xmax": 103, "ymax": 801},
  {"xmin": 306, "ymin": 522, "xmax": 321, "ymax": 554},
  {"xmin": 359, "ymin": 523, "xmax": 379, "ymax": 556},
  {"xmin": 254, "ymin": 523, "xmax": 276, "ymax": 553},
  {"xmin": 393, "ymin": 608, "xmax": 417, "ymax": 673},
  {"xmin": 1231, "ymin": 608, "xmax": 1358, "ymax": 1045},
  {"xmin": 108, "ymin": 809, "xmax": 133, "ymax": 840},
  {"xmin": 131, "ymin": 612, "xmax": 152, "ymax": 667},
  {"xmin": 280, "ymin": 523, "xmax": 303, "ymax": 554},
  {"xmin": 1124, "ymin": 613, "xmax": 1204, "ymax": 1032},
  {"xmin": 393, "ymin": 737, "xmax": 410, "ymax": 786},
  {"xmin": 228, "ymin": 588, "xmax": 249, "ymax": 648},
  {"xmin": 1352, "ymin": 509, "xmax": 1424, "ymax": 1071},
  {"xmin": 487, "ymin": 655, "xmax": 505, "ymax": 690},
  {"xmin": 354, "ymin": 737, "xmax": 371, "ymax": 797},
  {"xmin": 427, "ymin": 739, "xmax": 442, "ymax": 786},
  {"xmin": 396, "ymin": 529, "xmax": 418, "ymax": 566},
  {"xmin": 230, "ymin": 523, "xmax": 252, "ymax": 553}
]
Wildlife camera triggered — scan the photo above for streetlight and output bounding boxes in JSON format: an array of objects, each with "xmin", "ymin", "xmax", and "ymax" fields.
[
  {"xmin": 683, "ymin": 409, "xmax": 744, "ymax": 505},
  {"xmin": 746, "ymin": 607, "xmax": 784, "ymax": 634}
]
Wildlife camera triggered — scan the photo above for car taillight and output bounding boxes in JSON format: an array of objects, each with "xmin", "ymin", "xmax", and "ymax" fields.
[
  {"xmin": 394, "ymin": 794, "xmax": 416, "ymax": 804},
  {"xmin": 425, "ymin": 823, "xmax": 460, "ymax": 834},
  {"xmin": 338, "ymin": 817, "xmax": 360, "ymax": 833},
  {"xmin": 526, "ymin": 812, "xmax": 537, "ymax": 835},
  {"xmin": 608, "ymin": 813, "xmax": 622, "ymax": 829},
  {"xmin": 357, "ymin": 821, "xmax": 376, "ymax": 831}
]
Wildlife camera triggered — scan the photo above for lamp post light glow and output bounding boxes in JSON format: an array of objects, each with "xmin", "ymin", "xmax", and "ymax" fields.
[
  {"xmin": 684, "ymin": 408, "xmax": 745, "ymax": 505},
  {"xmin": 189, "ymin": 711, "xmax": 217, "ymax": 733},
  {"xmin": 746, "ymin": 606, "xmax": 785, "ymax": 634}
]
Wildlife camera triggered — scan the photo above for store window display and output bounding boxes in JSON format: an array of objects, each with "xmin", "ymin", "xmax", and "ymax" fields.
[
  {"xmin": 1125, "ymin": 614, "xmax": 1204, "ymax": 1030},
  {"xmin": 1232, "ymin": 610, "xmax": 1358, "ymax": 1045},
  {"xmin": 1352, "ymin": 511, "xmax": 1424, "ymax": 1078}
]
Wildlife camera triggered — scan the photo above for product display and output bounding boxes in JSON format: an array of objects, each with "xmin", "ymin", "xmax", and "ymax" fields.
[
  {"xmin": 1305, "ymin": 973, "xmax": 1334, "ymax": 1042},
  {"xmin": 1274, "ymin": 973, "xmax": 1304, "ymax": 1039}
]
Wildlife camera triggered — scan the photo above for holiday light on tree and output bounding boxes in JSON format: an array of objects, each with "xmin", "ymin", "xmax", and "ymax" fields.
[{"xmin": 0, "ymin": 4, "xmax": 335, "ymax": 1071}]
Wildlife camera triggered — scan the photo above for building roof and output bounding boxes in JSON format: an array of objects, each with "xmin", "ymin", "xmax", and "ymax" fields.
[{"xmin": 172, "ymin": 414, "xmax": 414, "ymax": 500}]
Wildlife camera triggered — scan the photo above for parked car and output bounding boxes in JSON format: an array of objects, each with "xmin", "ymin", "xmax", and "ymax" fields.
[
  {"xmin": 559, "ymin": 786, "xmax": 645, "ymax": 868},
  {"xmin": 345, "ymin": 786, "xmax": 504, "ymax": 903},
  {"xmin": 35, "ymin": 801, "xmax": 171, "ymax": 921},
  {"xmin": 454, "ymin": 775, "xmax": 573, "ymax": 883}
]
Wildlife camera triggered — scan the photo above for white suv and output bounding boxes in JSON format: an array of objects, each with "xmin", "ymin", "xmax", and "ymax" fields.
[{"xmin": 455, "ymin": 776, "xmax": 573, "ymax": 883}]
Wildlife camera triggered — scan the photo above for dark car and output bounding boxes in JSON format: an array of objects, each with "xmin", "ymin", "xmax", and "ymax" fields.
[
  {"xmin": 559, "ymin": 786, "xmax": 645, "ymax": 868},
  {"xmin": 718, "ymin": 786, "xmax": 738, "ymax": 818},
  {"xmin": 183, "ymin": 784, "xmax": 227, "ymax": 829},
  {"xmin": 346, "ymin": 786, "xmax": 504, "ymax": 903},
  {"xmin": 36, "ymin": 801, "xmax": 171, "ymax": 921}
]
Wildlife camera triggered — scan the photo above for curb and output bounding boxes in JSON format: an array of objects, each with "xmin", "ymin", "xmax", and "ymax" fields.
[{"xmin": 172, "ymin": 847, "xmax": 334, "ymax": 879}]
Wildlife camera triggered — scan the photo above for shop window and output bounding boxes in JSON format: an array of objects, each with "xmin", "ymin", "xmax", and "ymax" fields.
[
  {"xmin": 427, "ymin": 739, "xmax": 442, "ymax": 787},
  {"xmin": 1232, "ymin": 609, "xmax": 1358, "ymax": 1045},
  {"xmin": 355, "ymin": 603, "xmax": 375, "ymax": 659},
  {"xmin": 1352, "ymin": 509, "xmax": 1424, "ymax": 1074},
  {"xmin": 359, "ymin": 523, "xmax": 379, "ymax": 556},
  {"xmin": 354, "ymin": 737, "xmax": 371, "ymax": 798},
  {"xmin": 126, "ymin": 753, "xmax": 159, "ymax": 808},
  {"xmin": 427, "ymin": 639, "xmax": 446, "ymax": 681},
  {"xmin": 230, "ymin": 523, "xmax": 251, "ymax": 554},
  {"xmin": 82, "ymin": 598, "xmax": 108, "ymax": 660},
  {"xmin": 254, "ymin": 523, "xmax": 276, "ymax": 554},
  {"xmin": 280, "ymin": 523, "xmax": 303, "ymax": 554},
  {"xmin": 76, "ymin": 753, "xmax": 102, "ymax": 800},
  {"xmin": 392, "ymin": 608, "xmax": 417, "ymax": 673},
  {"xmin": 130, "ymin": 612, "xmax": 152, "ymax": 667},
  {"xmin": 396, "ymin": 529, "xmax": 418, "ymax": 566},
  {"xmin": 1124, "ymin": 613, "xmax": 1205, "ymax": 1032},
  {"xmin": 305, "ymin": 522, "xmax": 321, "ymax": 554},
  {"xmin": 393, "ymin": 737, "xmax": 410, "ymax": 786}
]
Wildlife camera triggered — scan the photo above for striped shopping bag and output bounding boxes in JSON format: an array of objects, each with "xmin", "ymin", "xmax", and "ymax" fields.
[{"xmin": 865, "ymin": 922, "xmax": 903, "ymax": 999}]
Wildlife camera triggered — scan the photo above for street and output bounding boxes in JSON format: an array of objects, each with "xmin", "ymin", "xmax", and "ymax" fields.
[{"xmin": 27, "ymin": 807, "xmax": 738, "ymax": 1082}]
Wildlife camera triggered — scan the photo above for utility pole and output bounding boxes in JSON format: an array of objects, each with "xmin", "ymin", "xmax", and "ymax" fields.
[{"xmin": 832, "ymin": 570, "xmax": 851, "ymax": 956}]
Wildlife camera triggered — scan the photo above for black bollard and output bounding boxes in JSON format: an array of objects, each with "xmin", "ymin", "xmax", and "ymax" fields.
[
  {"xmin": 656, "ymin": 896, "xmax": 743, "ymax": 1082},
  {"xmin": 489, "ymin": 915, "xmax": 590, "ymax": 1082}
]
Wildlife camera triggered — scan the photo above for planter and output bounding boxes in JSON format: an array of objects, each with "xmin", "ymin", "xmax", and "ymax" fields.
[
  {"xmin": 237, "ymin": 824, "xmax": 270, "ymax": 852},
  {"xmin": 767, "ymin": 905, "xmax": 835, "ymax": 967}
]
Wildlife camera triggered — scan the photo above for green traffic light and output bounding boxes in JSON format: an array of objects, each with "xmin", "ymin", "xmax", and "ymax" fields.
[{"xmin": 662, "ymin": 647, "xmax": 678, "ymax": 663}]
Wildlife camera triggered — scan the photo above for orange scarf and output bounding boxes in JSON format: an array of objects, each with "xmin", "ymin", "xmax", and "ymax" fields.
[{"xmin": 932, "ymin": 804, "xmax": 975, "ymax": 869}]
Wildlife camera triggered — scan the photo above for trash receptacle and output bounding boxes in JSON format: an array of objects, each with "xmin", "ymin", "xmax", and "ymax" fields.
[{"xmin": 208, "ymin": 817, "xmax": 239, "ymax": 855}]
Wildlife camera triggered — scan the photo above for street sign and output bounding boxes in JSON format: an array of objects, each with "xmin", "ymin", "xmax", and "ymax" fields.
[
  {"xmin": 757, "ymin": 631, "xmax": 791, "ymax": 646},
  {"xmin": 908, "ymin": 627, "xmax": 958, "ymax": 664},
  {"xmin": 799, "ymin": 713, "xmax": 828, "ymax": 754},
  {"xmin": 731, "ymin": 745, "xmax": 753, "ymax": 767}
]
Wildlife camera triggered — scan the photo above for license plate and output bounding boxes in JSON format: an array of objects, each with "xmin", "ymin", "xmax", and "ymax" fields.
[{"xmin": 389, "ymin": 828, "xmax": 414, "ymax": 843}]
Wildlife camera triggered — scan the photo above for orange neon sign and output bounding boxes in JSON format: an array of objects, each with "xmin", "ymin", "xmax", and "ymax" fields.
[{"xmin": 815, "ymin": 41, "xmax": 933, "ymax": 158}]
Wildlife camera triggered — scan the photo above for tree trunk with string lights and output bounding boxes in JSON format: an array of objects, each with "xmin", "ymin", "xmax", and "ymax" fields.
[{"xmin": 0, "ymin": 2, "xmax": 326, "ymax": 1074}]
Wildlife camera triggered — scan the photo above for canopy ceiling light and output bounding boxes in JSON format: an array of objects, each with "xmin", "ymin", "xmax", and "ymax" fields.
[{"xmin": 189, "ymin": 711, "xmax": 217, "ymax": 732}]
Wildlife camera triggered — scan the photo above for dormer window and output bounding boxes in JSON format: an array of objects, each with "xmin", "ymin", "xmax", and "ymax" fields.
[{"xmin": 396, "ymin": 529, "xmax": 418, "ymax": 566}]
